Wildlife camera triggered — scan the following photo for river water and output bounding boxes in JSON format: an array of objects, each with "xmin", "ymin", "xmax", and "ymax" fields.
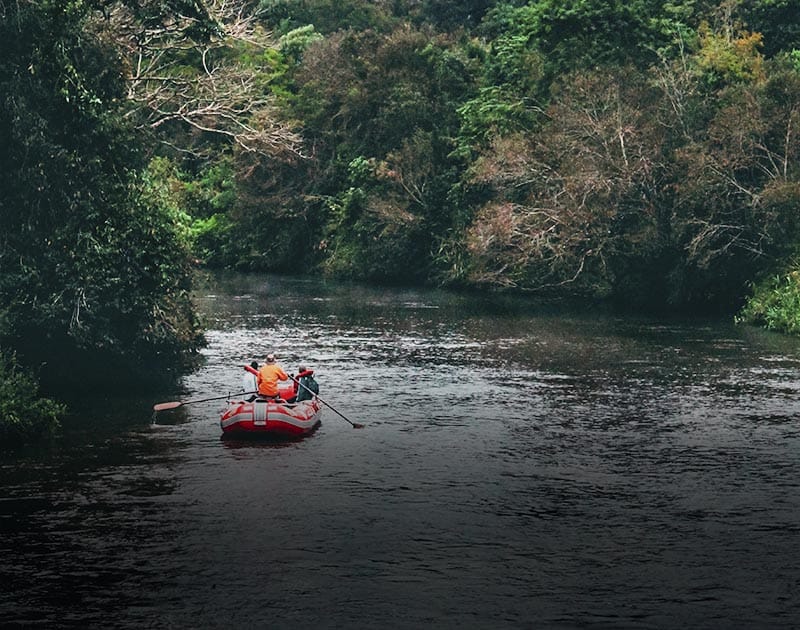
[{"xmin": 2, "ymin": 272, "xmax": 799, "ymax": 628}]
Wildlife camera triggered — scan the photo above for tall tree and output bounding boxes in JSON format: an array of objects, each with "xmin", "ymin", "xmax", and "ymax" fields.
[
  {"xmin": 673, "ymin": 58, "xmax": 800, "ymax": 306},
  {"xmin": 229, "ymin": 23, "xmax": 477, "ymax": 278},
  {"xmin": 451, "ymin": 68, "xmax": 669, "ymax": 301},
  {"xmin": 0, "ymin": 0, "xmax": 204, "ymax": 388},
  {"xmin": 102, "ymin": 0, "xmax": 303, "ymax": 158}
]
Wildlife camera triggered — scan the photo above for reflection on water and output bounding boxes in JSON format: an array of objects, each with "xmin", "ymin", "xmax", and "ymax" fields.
[{"xmin": 2, "ymin": 272, "xmax": 800, "ymax": 628}]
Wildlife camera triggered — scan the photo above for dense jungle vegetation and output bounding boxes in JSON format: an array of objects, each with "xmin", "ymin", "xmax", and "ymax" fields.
[{"xmin": 2, "ymin": 0, "xmax": 800, "ymax": 442}]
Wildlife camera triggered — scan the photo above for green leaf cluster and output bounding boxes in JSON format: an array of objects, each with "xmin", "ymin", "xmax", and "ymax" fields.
[
  {"xmin": 0, "ymin": 0, "xmax": 205, "ymax": 395},
  {"xmin": 0, "ymin": 351, "xmax": 65, "ymax": 446},
  {"xmin": 738, "ymin": 269, "xmax": 800, "ymax": 335}
]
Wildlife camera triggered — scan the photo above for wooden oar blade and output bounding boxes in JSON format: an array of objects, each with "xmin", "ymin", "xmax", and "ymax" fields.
[{"xmin": 153, "ymin": 401, "xmax": 182, "ymax": 412}]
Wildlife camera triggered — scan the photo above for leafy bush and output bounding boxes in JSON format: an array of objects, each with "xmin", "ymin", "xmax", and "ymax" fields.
[
  {"xmin": 738, "ymin": 269, "xmax": 800, "ymax": 334},
  {"xmin": 143, "ymin": 157, "xmax": 236, "ymax": 267},
  {"xmin": 0, "ymin": 351, "xmax": 65, "ymax": 446}
]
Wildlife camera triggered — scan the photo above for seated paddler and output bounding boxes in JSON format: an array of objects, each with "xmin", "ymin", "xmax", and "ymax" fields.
[{"xmin": 257, "ymin": 353, "xmax": 289, "ymax": 400}]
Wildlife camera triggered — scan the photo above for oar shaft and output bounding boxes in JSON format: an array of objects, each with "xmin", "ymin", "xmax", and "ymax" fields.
[
  {"xmin": 292, "ymin": 377, "xmax": 362, "ymax": 428},
  {"xmin": 153, "ymin": 391, "xmax": 257, "ymax": 412}
]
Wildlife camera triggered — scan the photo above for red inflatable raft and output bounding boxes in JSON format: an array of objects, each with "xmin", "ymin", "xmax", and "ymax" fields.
[
  {"xmin": 220, "ymin": 391, "xmax": 322, "ymax": 438},
  {"xmin": 220, "ymin": 368, "xmax": 322, "ymax": 438}
]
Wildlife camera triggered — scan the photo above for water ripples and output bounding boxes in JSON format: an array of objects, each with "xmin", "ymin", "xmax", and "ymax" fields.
[{"xmin": 3, "ymin": 274, "xmax": 800, "ymax": 628}]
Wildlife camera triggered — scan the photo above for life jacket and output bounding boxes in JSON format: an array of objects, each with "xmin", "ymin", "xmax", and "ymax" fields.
[
  {"xmin": 296, "ymin": 370, "xmax": 319, "ymax": 401},
  {"xmin": 257, "ymin": 363, "xmax": 288, "ymax": 397}
]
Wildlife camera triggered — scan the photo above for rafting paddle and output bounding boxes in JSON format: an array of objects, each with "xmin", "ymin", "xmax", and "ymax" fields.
[
  {"xmin": 292, "ymin": 376, "xmax": 364, "ymax": 429},
  {"xmin": 153, "ymin": 392, "xmax": 257, "ymax": 412}
]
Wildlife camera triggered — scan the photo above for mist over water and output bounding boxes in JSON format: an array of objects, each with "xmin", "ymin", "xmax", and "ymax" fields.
[{"xmin": 2, "ymin": 272, "xmax": 799, "ymax": 628}]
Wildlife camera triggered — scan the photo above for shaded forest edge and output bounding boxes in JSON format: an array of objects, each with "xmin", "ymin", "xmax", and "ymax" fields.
[{"xmin": 3, "ymin": 0, "xmax": 800, "ymax": 443}]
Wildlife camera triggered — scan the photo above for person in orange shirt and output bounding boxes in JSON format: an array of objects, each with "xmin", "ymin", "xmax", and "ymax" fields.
[{"xmin": 257, "ymin": 353, "xmax": 289, "ymax": 399}]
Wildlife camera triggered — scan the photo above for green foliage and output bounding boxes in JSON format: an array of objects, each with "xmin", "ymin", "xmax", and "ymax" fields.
[
  {"xmin": 279, "ymin": 25, "xmax": 324, "ymax": 61},
  {"xmin": 791, "ymin": 50, "xmax": 800, "ymax": 73},
  {"xmin": 455, "ymin": 86, "xmax": 540, "ymax": 155},
  {"xmin": 738, "ymin": 269, "xmax": 800, "ymax": 334},
  {"xmin": 118, "ymin": 0, "xmax": 800, "ymax": 328},
  {"xmin": 479, "ymin": 4, "xmax": 543, "ymax": 91},
  {"xmin": 231, "ymin": 23, "xmax": 478, "ymax": 280},
  {"xmin": 481, "ymin": 0, "xmax": 674, "ymax": 87},
  {"xmin": 290, "ymin": 25, "xmax": 476, "ymax": 152},
  {"xmin": 9, "ymin": 0, "xmax": 800, "ymax": 349},
  {"xmin": 419, "ymin": 0, "xmax": 504, "ymax": 30},
  {"xmin": 695, "ymin": 21, "xmax": 765, "ymax": 86},
  {"xmin": 259, "ymin": 0, "xmax": 394, "ymax": 34},
  {"xmin": 226, "ymin": 147, "xmax": 323, "ymax": 271},
  {"xmin": 445, "ymin": 67, "xmax": 671, "ymax": 300},
  {"xmin": 143, "ymin": 157, "xmax": 237, "ymax": 267},
  {"xmin": 0, "ymin": 0, "xmax": 204, "ymax": 390},
  {"xmin": 0, "ymin": 351, "xmax": 65, "ymax": 446},
  {"xmin": 669, "ymin": 58, "xmax": 800, "ymax": 307},
  {"xmin": 738, "ymin": 0, "xmax": 800, "ymax": 58},
  {"xmin": 319, "ymin": 159, "xmax": 371, "ymax": 274}
]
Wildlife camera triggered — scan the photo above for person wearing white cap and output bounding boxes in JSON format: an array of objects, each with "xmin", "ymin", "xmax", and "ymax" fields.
[{"xmin": 257, "ymin": 353, "xmax": 289, "ymax": 399}]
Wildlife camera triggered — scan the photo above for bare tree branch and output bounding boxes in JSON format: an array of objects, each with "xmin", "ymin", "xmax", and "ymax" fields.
[{"xmin": 95, "ymin": 0, "xmax": 305, "ymax": 158}]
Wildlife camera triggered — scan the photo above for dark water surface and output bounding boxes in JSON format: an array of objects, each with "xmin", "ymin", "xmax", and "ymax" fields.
[{"xmin": 2, "ymin": 273, "xmax": 799, "ymax": 628}]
